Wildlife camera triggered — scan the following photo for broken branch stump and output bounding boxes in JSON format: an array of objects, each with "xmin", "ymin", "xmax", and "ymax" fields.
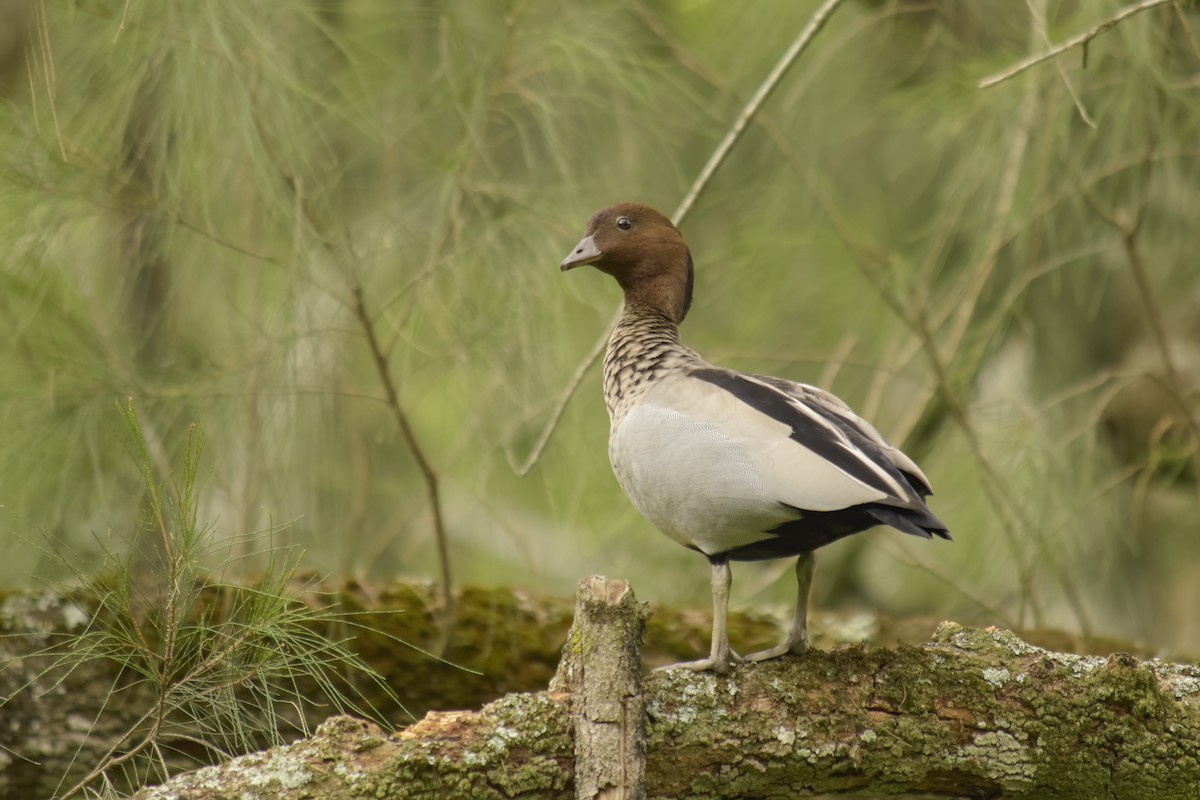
[{"xmin": 550, "ymin": 576, "xmax": 649, "ymax": 800}]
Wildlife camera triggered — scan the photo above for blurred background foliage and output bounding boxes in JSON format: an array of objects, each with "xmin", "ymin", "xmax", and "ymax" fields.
[{"xmin": 2, "ymin": 0, "xmax": 1198, "ymax": 655}]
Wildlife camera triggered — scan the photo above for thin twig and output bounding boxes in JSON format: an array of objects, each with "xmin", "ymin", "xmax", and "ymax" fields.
[
  {"xmin": 1173, "ymin": 1, "xmax": 1200, "ymax": 59},
  {"xmin": 816, "ymin": 334, "xmax": 858, "ymax": 390},
  {"xmin": 113, "ymin": 0, "xmax": 133, "ymax": 43},
  {"xmin": 978, "ymin": 0, "xmax": 1175, "ymax": 89},
  {"xmin": 350, "ymin": 279, "xmax": 455, "ymax": 650},
  {"xmin": 509, "ymin": 309, "xmax": 616, "ymax": 475},
  {"xmin": 672, "ymin": 0, "xmax": 848, "ymax": 224},
  {"xmin": 1025, "ymin": 0, "xmax": 1096, "ymax": 128},
  {"xmin": 513, "ymin": 0, "xmax": 849, "ymax": 475},
  {"xmin": 33, "ymin": 0, "xmax": 67, "ymax": 160}
]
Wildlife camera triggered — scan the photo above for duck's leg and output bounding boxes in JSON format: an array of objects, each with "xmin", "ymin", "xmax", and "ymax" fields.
[
  {"xmin": 745, "ymin": 551, "xmax": 815, "ymax": 662},
  {"xmin": 657, "ymin": 556, "xmax": 742, "ymax": 673}
]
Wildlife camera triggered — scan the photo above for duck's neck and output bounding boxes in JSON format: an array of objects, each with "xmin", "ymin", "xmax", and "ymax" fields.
[
  {"xmin": 613, "ymin": 252, "xmax": 694, "ymax": 325},
  {"xmin": 610, "ymin": 301, "xmax": 682, "ymax": 352},
  {"xmin": 602, "ymin": 301, "xmax": 698, "ymax": 423}
]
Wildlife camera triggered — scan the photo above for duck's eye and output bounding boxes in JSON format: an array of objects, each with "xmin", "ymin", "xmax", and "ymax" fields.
[{"xmin": 617, "ymin": 216, "xmax": 632, "ymax": 231}]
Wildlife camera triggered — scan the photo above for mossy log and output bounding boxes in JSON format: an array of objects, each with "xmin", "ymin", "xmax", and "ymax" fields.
[
  {"xmin": 6, "ymin": 581, "xmax": 1200, "ymax": 799},
  {"xmin": 128, "ymin": 620, "xmax": 1200, "ymax": 800}
]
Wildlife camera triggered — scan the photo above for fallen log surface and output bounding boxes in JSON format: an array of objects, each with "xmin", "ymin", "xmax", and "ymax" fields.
[
  {"xmin": 130, "ymin": 620, "xmax": 1200, "ymax": 799},
  {"xmin": 1, "ymin": 577, "xmax": 895, "ymax": 799}
]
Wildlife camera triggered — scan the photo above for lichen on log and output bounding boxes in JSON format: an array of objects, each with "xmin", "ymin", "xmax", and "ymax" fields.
[{"xmin": 127, "ymin": 619, "xmax": 1200, "ymax": 800}]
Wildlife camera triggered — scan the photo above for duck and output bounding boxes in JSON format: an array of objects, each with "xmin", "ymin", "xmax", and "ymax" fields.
[{"xmin": 561, "ymin": 202, "xmax": 949, "ymax": 674}]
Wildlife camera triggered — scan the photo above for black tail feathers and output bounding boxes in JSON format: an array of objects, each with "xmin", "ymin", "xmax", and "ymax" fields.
[{"xmin": 868, "ymin": 505, "xmax": 951, "ymax": 541}]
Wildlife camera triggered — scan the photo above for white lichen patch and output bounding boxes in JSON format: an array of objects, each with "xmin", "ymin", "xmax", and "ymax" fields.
[
  {"xmin": 1048, "ymin": 651, "xmax": 1105, "ymax": 678},
  {"xmin": 1170, "ymin": 674, "xmax": 1200, "ymax": 700},
  {"xmin": 795, "ymin": 741, "xmax": 847, "ymax": 765},
  {"xmin": 482, "ymin": 692, "xmax": 563, "ymax": 744},
  {"xmin": 493, "ymin": 723, "xmax": 520, "ymax": 742},
  {"xmin": 244, "ymin": 750, "xmax": 313, "ymax": 790},
  {"xmin": 193, "ymin": 763, "xmax": 226, "ymax": 791},
  {"xmin": 650, "ymin": 671, "xmax": 731, "ymax": 727},
  {"xmin": 670, "ymin": 704, "xmax": 698, "ymax": 725},
  {"xmin": 1153, "ymin": 661, "xmax": 1200, "ymax": 700},
  {"xmin": 958, "ymin": 730, "xmax": 1040, "ymax": 785},
  {"xmin": 137, "ymin": 762, "xmax": 233, "ymax": 799},
  {"xmin": 986, "ymin": 628, "xmax": 1038, "ymax": 657},
  {"xmin": 762, "ymin": 724, "xmax": 797, "ymax": 757},
  {"xmin": 680, "ymin": 672, "xmax": 720, "ymax": 700},
  {"xmin": 333, "ymin": 761, "xmax": 365, "ymax": 784},
  {"xmin": 59, "ymin": 600, "xmax": 90, "ymax": 630},
  {"xmin": 982, "ymin": 667, "xmax": 1011, "ymax": 688},
  {"xmin": 486, "ymin": 726, "xmax": 521, "ymax": 754},
  {"xmin": 859, "ymin": 729, "xmax": 877, "ymax": 744}
]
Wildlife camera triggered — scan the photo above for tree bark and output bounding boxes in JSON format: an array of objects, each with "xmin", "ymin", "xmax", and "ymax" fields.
[
  {"xmin": 551, "ymin": 577, "xmax": 648, "ymax": 800},
  {"xmin": 126, "ymin": 619, "xmax": 1200, "ymax": 800}
]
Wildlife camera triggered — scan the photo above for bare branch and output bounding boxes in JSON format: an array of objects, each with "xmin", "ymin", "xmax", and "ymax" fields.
[
  {"xmin": 113, "ymin": 0, "xmax": 133, "ymax": 43},
  {"xmin": 671, "ymin": 0, "xmax": 849, "ymax": 226},
  {"xmin": 979, "ymin": 0, "xmax": 1175, "ymax": 89},
  {"xmin": 1173, "ymin": 1, "xmax": 1200, "ymax": 59},
  {"xmin": 1025, "ymin": 0, "xmax": 1096, "ymax": 128},
  {"xmin": 350, "ymin": 279, "xmax": 455, "ymax": 650},
  {"xmin": 508, "ymin": 305, "xmax": 618, "ymax": 477},
  {"xmin": 239, "ymin": 94, "xmax": 458, "ymax": 646}
]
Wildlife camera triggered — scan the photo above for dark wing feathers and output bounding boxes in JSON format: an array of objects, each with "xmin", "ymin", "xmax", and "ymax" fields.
[
  {"xmin": 690, "ymin": 368, "xmax": 912, "ymax": 502},
  {"xmin": 753, "ymin": 373, "xmax": 937, "ymax": 498},
  {"xmin": 689, "ymin": 367, "xmax": 950, "ymax": 552}
]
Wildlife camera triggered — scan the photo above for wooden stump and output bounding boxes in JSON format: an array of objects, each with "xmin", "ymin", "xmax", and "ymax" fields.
[{"xmin": 551, "ymin": 576, "xmax": 649, "ymax": 800}]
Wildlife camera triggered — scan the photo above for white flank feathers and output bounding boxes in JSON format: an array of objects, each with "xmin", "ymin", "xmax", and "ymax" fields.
[{"xmin": 608, "ymin": 374, "xmax": 900, "ymax": 556}]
